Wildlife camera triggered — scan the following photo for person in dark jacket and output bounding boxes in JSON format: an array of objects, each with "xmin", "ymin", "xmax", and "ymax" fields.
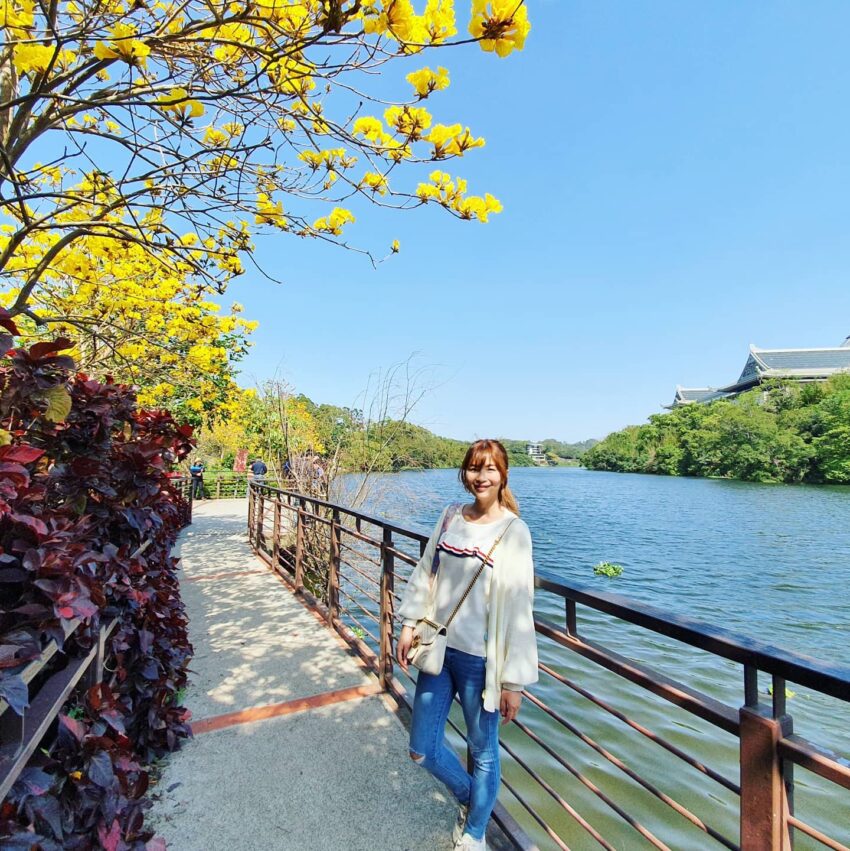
[
  {"xmin": 249, "ymin": 458, "xmax": 267, "ymax": 485},
  {"xmin": 189, "ymin": 460, "xmax": 205, "ymax": 499}
]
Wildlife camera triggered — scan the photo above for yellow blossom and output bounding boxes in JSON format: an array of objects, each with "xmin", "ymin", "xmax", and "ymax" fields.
[
  {"xmin": 158, "ymin": 88, "xmax": 205, "ymax": 119},
  {"xmin": 352, "ymin": 116, "xmax": 385, "ymax": 142},
  {"xmin": 204, "ymin": 126, "xmax": 229, "ymax": 147},
  {"xmin": 384, "ymin": 105, "xmax": 432, "ymax": 139},
  {"xmin": 93, "ymin": 22, "xmax": 151, "ymax": 65},
  {"xmin": 255, "ymin": 193, "xmax": 288, "ymax": 228},
  {"xmin": 415, "ymin": 171, "xmax": 501, "ymax": 222},
  {"xmin": 12, "ymin": 44, "xmax": 54, "ymax": 74},
  {"xmin": 0, "ymin": 0, "xmax": 35, "ymax": 33},
  {"xmin": 469, "ymin": 0, "xmax": 531, "ymax": 58},
  {"xmin": 406, "ymin": 66, "xmax": 449, "ymax": 98},
  {"xmin": 360, "ymin": 172, "xmax": 388, "ymax": 195},
  {"xmin": 312, "ymin": 207, "xmax": 355, "ymax": 235},
  {"xmin": 423, "ymin": 0, "xmax": 456, "ymax": 43},
  {"xmin": 444, "ymin": 127, "xmax": 485, "ymax": 156}
]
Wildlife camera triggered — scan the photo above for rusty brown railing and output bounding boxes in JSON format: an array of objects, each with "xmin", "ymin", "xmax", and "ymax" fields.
[
  {"xmin": 167, "ymin": 472, "xmax": 194, "ymax": 523},
  {"xmin": 188, "ymin": 470, "xmax": 282, "ymax": 500},
  {"xmin": 248, "ymin": 484, "xmax": 850, "ymax": 851},
  {"xmin": 0, "ymin": 617, "xmax": 119, "ymax": 801}
]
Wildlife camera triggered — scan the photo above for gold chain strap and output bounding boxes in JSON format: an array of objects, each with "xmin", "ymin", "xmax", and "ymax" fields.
[{"xmin": 444, "ymin": 518, "xmax": 515, "ymax": 628}]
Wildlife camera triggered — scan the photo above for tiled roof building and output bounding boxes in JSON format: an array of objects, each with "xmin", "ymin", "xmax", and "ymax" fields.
[{"xmin": 668, "ymin": 336, "xmax": 850, "ymax": 408}]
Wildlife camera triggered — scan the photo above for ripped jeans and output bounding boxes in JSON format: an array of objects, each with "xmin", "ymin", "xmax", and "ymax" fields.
[{"xmin": 409, "ymin": 647, "xmax": 501, "ymax": 841}]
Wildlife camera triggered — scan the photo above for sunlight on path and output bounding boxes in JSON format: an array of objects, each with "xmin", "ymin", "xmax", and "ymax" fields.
[{"xmin": 148, "ymin": 499, "xmax": 457, "ymax": 851}]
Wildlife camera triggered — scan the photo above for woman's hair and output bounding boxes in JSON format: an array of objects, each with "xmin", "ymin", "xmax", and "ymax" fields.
[{"xmin": 459, "ymin": 439, "xmax": 520, "ymax": 515}]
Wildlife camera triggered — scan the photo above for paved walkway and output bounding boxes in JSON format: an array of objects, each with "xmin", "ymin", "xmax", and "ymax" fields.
[{"xmin": 147, "ymin": 499, "xmax": 459, "ymax": 851}]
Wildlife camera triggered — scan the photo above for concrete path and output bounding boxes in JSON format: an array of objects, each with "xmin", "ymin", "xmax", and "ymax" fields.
[{"xmin": 148, "ymin": 499, "xmax": 458, "ymax": 851}]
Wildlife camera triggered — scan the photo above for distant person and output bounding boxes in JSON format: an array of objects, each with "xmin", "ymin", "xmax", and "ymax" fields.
[
  {"xmin": 283, "ymin": 457, "xmax": 292, "ymax": 482},
  {"xmin": 396, "ymin": 439, "xmax": 538, "ymax": 851},
  {"xmin": 189, "ymin": 460, "xmax": 205, "ymax": 499},
  {"xmin": 249, "ymin": 457, "xmax": 267, "ymax": 485}
]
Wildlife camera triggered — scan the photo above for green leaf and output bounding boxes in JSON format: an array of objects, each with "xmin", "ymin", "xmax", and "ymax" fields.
[{"xmin": 41, "ymin": 385, "xmax": 72, "ymax": 423}]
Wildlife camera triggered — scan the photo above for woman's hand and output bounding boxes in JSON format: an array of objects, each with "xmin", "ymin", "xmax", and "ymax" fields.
[
  {"xmin": 396, "ymin": 624, "xmax": 415, "ymax": 673},
  {"xmin": 500, "ymin": 689, "xmax": 522, "ymax": 725}
]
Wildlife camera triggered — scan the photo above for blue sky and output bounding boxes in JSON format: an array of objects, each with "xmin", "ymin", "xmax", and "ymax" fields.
[{"xmin": 232, "ymin": 1, "xmax": 850, "ymax": 443}]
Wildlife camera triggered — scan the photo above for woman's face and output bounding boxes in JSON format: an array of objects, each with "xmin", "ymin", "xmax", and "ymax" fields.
[{"xmin": 465, "ymin": 453, "xmax": 503, "ymax": 499}]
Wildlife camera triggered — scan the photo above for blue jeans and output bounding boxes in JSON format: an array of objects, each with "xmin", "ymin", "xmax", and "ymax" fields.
[{"xmin": 409, "ymin": 647, "xmax": 501, "ymax": 841}]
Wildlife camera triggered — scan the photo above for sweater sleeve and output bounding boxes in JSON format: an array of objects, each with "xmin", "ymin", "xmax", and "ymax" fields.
[
  {"xmin": 499, "ymin": 522, "xmax": 539, "ymax": 690},
  {"xmin": 397, "ymin": 505, "xmax": 452, "ymax": 628}
]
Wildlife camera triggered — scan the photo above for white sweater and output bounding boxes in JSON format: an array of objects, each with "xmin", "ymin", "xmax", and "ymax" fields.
[{"xmin": 398, "ymin": 504, "xmax": 539, "ymax": 712}]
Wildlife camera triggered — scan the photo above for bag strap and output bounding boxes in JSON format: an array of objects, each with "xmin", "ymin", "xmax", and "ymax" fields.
[
  {"xmin": 445, "ymin": 518, "xmax": 515, "ymax": 628},
  {"xmin": 430, "ymin": 503, "xmax": 459, "ymax": 576}
]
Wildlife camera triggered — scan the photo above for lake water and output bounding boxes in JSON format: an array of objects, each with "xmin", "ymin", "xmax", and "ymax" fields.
[{"xmin": 342, "ymin": 467, "xmax": 850, "ymax": 849}]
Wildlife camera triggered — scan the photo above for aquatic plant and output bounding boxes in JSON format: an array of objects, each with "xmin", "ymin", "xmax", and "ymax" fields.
[{"xmin": 593, "ymin": 562, "xmax": 624, "ymax": 578}]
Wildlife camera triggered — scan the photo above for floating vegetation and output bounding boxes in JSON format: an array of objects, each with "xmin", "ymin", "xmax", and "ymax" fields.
[
  {"xmin": 593, "ymin": 561, "xmax": 624, "ymax": 578},
  {"xmin": 767, "ymin": 684, "xmax": 797, "ymax": 699}
]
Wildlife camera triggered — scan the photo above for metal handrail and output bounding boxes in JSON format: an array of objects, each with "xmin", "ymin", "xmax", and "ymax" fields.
[
  {"xmin": 537, "ymin": 573, "xmax": 850, "ymax": 700},
  {"xmin": 248, "ymin": 483, "xmax": 850, "ymax": 851}
]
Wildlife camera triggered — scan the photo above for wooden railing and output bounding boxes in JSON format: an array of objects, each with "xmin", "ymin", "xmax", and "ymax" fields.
[
  {"xmin": 187, "ymin": 470, "xmax": 282, "ymax": 500},
  {"xmin": 168, "ymin": 473, "xmax": 193, "ymax": 523},
  {"xmin": 248, "ymin": 484, "xmax": 850, "ymax": 851},
  {"xmin": 0, "ymin": 618, "xmax": 118, "ymax": 801},
  {"xmin": 0, "ymin": 479, "xmax": 193, "ymax": 806}
]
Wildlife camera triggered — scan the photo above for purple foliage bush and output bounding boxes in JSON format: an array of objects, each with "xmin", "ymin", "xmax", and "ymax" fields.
[{"xmin": 0, "ymin": 314, "xmax": 194, "ymax": 850}]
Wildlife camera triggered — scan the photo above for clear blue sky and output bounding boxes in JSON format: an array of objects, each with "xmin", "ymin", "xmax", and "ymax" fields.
[{"xmin": 231, "ymin": 1, "xmax": 850, "ymax": 443}]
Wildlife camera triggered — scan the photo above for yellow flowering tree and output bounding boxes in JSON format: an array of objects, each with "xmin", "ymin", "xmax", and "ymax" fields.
[
  {"xmin": 0, "ymin": 0, "xmax": 530, "ymax": 328},
  {"xmin": 6, "ymin": 213, "xmax": 257, "ymax": 423}
]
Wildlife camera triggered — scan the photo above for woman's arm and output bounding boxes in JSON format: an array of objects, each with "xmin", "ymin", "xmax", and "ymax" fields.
[
  {"xmin": 397, "ymin": 504, "xmax": 453, "ymax": 627},
  {"xmin": 395, "ymin": 505, "xmax": 453, "ymax": 671},
  {"xmin": 499, "ymin": 522, "xmax": 539, "ymax": 692}
]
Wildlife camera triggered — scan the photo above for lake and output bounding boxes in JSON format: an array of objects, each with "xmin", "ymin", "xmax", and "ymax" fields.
[{"xmin": 341, "ymin": 467, "xmax": 850, "ymax": 849}]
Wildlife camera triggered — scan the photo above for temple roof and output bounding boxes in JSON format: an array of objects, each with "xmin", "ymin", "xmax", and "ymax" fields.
[
  {"xmin": 670, "ymin": 337, "xmax": 850, "ymax": 407},
  {"xmin": 728, "ymin": 343, "xmax": 850, "ymax": 390},
  {"xmin": 667, "ymin": 386, "xmax": 731, "ymax": 408}
]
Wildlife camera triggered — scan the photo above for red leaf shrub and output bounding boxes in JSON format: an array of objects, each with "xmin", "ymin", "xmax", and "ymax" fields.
[{"xmin": 0, "ymin": 334, "xmax": 194, "ymax": 849}]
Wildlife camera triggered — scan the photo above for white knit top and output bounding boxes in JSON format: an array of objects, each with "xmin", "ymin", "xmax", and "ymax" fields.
[{"xmin": 399, "ymin": 504, "xmax": 539, "ymax": 710}]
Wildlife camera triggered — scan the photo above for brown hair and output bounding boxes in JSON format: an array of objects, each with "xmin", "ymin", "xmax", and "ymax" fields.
[{"xmin": 459, "ymin": 439, "xmax": 520, "ymax": 515}]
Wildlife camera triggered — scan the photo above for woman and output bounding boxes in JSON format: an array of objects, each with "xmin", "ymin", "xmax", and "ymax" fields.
[{"xmin": 396, "ymin": 439, "xmax": 538, "ymax": 851}]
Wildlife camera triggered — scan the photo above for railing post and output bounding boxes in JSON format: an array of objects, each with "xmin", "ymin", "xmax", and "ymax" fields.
[
  {"xmin": 253, "ymin": 489, "xmax": 263, "ymax": 550},
  {"xmin": 739, "ymin": 670, "xmax": 793, "ymax": 851},
  {"xmin": 87, "ymin": 621, "xmax": 107, "ymax": 689},
  {"xmin": 294, "ymin": 498, "xmax": 305, "ymax": 592},
  {"xmin": 272, "ymin": 496, "xmax": 281, "ymax": 569},
  {"xmin": 566, "ymin": 599, "xmax": 578, "ymax": 637},
  {"xmin": 216, "ymin": 476, "xmax": 222, "ymax": 499},
  {"xmin": 327, "ymin": 508, "xmax": 340, "ymax": 625},
  {"xmin": 184, "ymin": 476, "xmax": 192, "ymax": 525},
  {"xmin": 379, "ymin": 527, "xmax": 395, "ymax": 690},
  {"xmin": 247, "ymin": 483, "xmax": 254, "ymax": 540}
]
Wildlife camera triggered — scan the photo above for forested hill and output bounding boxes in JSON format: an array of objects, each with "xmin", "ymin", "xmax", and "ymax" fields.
[
  {"xmin": 358, "ymin": 430, "xmax": 598, "ymax": 471},
  {"xmin": 296, "ymin": 397, "xmax": 594, "ymax": 472},
  {"xmin": 198, "ymin": 389, "xmax": 597, "ymax": 474},
  {"xmin": 583, "ymin": 376, "xmax": 850, "ymax": 484}
]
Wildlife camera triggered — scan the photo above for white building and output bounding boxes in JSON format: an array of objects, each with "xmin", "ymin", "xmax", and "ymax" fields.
[{"xmin": 526, "ymin": 442, "xmax": 547, "ymax": 464}]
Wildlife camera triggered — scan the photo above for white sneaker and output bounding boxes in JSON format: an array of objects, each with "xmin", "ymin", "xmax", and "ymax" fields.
[
  {"xmin": 451, "ymin": 804, "xmax": 469, "ymax": 844},
  {"xmin": 454, "ymin": 834, "xmax": 488, "ymax": 851}
]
